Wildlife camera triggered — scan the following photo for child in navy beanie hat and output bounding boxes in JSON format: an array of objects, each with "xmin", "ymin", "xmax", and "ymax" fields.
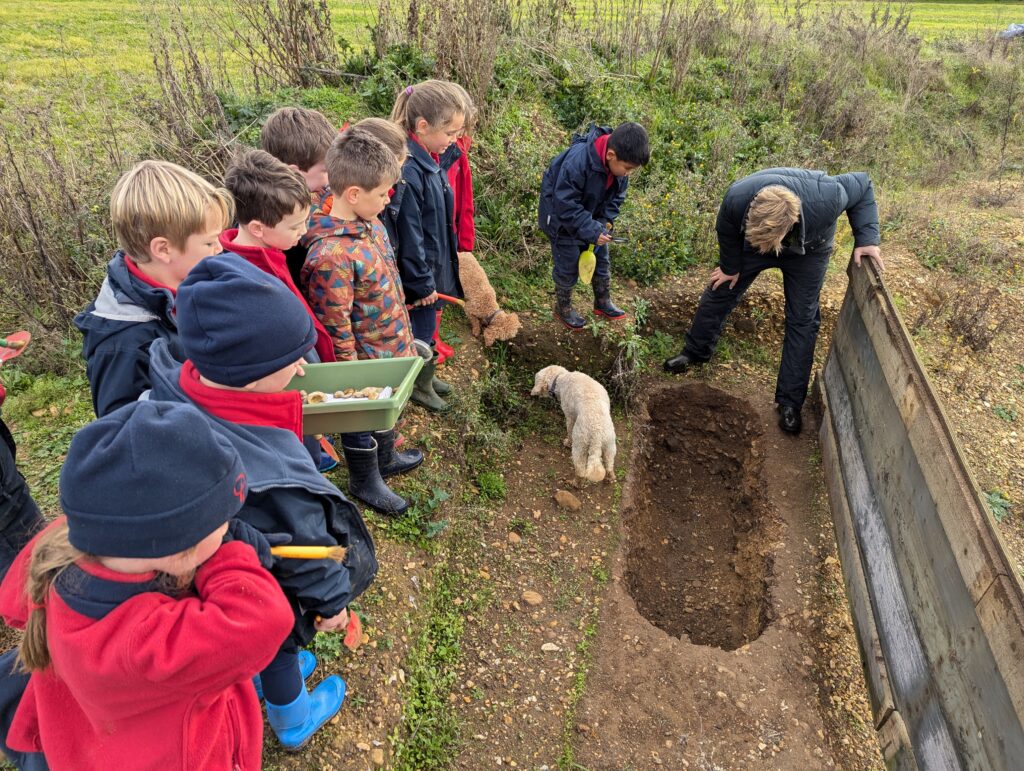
[
  {"xmin": 145, "ymin": 253, "xmax": 378, "ymax": 750},
  {"xmin": 0, "ymin": 400, "xmax": 294, "ymax": 770}
]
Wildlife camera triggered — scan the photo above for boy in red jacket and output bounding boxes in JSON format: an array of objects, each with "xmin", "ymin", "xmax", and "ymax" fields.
[{"xmin": 0, "ymin": 400, "xmax": 294, "ymax": 770}]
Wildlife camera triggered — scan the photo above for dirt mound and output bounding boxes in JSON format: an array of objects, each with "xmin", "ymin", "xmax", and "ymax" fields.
[{"xmin": 624, "ymin": 383, "xmax": 778, "ymax": 650}]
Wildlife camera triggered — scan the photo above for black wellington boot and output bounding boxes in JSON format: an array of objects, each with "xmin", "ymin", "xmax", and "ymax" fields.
[
  {"xmin": 592, "ymin": 277, "xmax": 626, "ymax": 320},
  {"xmin": 554, "ymin": 286, "xmax": 586, "ymax": 330},
  {"xmin": 373, "ymin": 429, "xmax": 424, "ymax": 478},
  {"xmin": 777, "ymin": 404, "xmax": 802, "ymax": 435},
  {"xmin": 342, "ymin": 438, "xmax": 409, "ymax": 515}
]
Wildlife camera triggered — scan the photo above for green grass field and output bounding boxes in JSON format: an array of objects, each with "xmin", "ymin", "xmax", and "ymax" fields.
[{"xmin": 2, "ymin": 0, "xmax": 1022, "ymax": 96}]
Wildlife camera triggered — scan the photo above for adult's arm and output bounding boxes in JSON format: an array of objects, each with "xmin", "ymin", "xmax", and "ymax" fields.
[{"xmin": 834, "ymin": 172, "xmax": 880, "ymax": 246}]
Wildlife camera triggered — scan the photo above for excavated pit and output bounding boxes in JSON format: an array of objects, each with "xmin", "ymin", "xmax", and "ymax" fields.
[{"xmin": 624, "ymin": 383, "xmax": 779, "ymax": 650}]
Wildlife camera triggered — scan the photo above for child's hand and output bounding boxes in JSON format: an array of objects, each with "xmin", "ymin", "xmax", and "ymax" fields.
[
  {"xmin": 223, "ymin": 520, "xmax": 292, "ymax": 570},
  {"xmin": 315, "ymin": 608, "xmax": 349, "ymax": 633},
  {"xmin": 412, "ymin": 291, "xmax": 439, "ymax": 307},
  {"xmin": 596, "ymin": 233, "xmax": 613, "ymax": 246}
]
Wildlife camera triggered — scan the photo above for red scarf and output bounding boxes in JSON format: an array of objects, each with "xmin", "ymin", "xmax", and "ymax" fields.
[
  {"xmin": 178, "ymin": 360, "xmax": 304, "ymax": 440},
  {"xmin": 124, "ymin": 256, "xmax": 176, "ymax": 293},
  {"xmin": 593, "ymin": 134, "xmax": 613, "ymax": 190}
]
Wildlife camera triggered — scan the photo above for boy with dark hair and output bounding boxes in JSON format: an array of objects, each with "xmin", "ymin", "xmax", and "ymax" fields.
[
  {"xmin": 301, "ymin": 128, "xmax": 424, "ymax": 516},
  {"xmin": 261, "ymin": 107, "xmax": 339, "ymax": 286},
  {"xmin": 147, "ymin": 254, "xmax": 377, "ymax": 751},
  {"xmin": 74, "ymin": 160, "xmax": 233, "ymax": 416},
  {"xmin": 538, "ymin": 121, "xmax": 650, "ymax": 329}
]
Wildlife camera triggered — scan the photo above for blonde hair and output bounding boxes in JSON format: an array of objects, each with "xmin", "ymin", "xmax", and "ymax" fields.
[
  {"xmin": 744, "ymin": 185, "xmax": 801, "ymax": 255},
  {"xmin": 389, "ymin": 80, "xmax": 465, "ymax": 132},
  {"xmin": 351, "ymin": 117, "xmax": 408, "ymax": 166},
  {"xmin": 18, "ymin": 521, "xmax": 197, "ymax": 672},
  {"xmin": 18, "ymin": 522, "xmax": 81, "ymax": 672},
  {"xmin": 110, "ymin": 160, "xmax": 232, "ymax": 263},
  {"xmin": 444, "ymin": 81, "xmax": 477, "ymax": 136}
]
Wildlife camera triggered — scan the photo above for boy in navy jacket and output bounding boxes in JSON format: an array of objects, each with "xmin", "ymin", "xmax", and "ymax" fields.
[
  {"xmin": 74, "ymin": 160, "xmax": 232, "ymax": 416},
  {"xmin": 538, "ymin": 122, "xmax": 649, "ymax": 329},
  {"xmin": 147, "ymin": 254, "xmax": 377, "ymax": 751}
]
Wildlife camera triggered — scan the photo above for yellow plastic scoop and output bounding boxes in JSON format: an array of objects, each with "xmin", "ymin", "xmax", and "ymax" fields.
[{"xmin": 578, "ymin": 245, "xmax": 597, "ymax": 284}]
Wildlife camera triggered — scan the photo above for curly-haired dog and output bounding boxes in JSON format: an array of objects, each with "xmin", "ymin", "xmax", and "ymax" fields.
[
  {"xmin": 530, "ymin": 365, "xmax": 616, "ymax": 483},
  {"xmin": 458, "ymin": 251, "xmax": 521, "ymax": 346}
]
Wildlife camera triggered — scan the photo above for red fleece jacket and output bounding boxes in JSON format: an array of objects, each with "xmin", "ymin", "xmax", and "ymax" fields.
[
  {"xmin": 446, "ymin": 135, "xmax": 476, "ymax": 252},
  {"xmin": 0, "ymin": 521, "xmax": 293, "ymax": 771},
  {"xmin": 220, "ymin": 230, "xmax": 337, "ymax": 363}
]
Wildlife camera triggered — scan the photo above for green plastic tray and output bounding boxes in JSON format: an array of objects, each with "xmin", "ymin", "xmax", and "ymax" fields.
[{"xmin": 286, "ymin": 357, "xmax": 423, "ymax": 434}]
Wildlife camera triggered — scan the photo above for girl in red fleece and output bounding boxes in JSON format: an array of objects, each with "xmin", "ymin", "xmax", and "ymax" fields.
[{"xmin": 0, "ymin": 400, "xmax": 293, "ymax": 771}]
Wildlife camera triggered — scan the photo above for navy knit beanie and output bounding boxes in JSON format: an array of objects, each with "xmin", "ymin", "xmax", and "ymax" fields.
[
  {"xmin": 177, "ymin": 253, "xmax": 316, "ymax": 387},
  {"xmin": 60, "ymin": 400, "xmax": 247, "ymax": 558}
]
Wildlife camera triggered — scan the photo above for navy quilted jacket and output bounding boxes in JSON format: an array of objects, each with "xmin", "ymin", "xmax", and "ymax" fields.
[
  {"xmin": 538, "ymin": 124, "xmax": 628, "ymax": 244},
  {"xmin": 715, "ymin": 168, "xmax": 880, "ymax": 275}
]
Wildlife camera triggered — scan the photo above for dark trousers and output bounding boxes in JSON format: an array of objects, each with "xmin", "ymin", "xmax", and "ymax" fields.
[
  {"xmin": 683, "ymin": 248, "xmax": 831, "ymax": 409},
  {"xmin": 550, "ymin": 237, "xmax": 610, "ymax": 289},
  {"xmin": 408, "ymin": 305, "xmax": 437, "ymax": 344},
  {"xmin": 0, "ymin": 650, "xmax": 48, "ymax": 770},
  {"xmin": 0, "ymin": 419, "xmax": 44, "ymax": 583},
  {"xmin": 260, "ymin": 645, "xmax": 302, "ymax": 706}
]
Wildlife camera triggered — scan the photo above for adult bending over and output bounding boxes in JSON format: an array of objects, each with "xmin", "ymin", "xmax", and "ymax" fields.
[{"xmin": 663, "ymin": 168, "xmax": 883, "ymax": 434}]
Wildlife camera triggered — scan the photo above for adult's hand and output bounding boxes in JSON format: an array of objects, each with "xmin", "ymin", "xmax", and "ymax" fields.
[
  {"xmin": 852, "ymin": 245, "xmax": 884, "ymax": 271},
  {"xmin": 708, "ymin": 267, "xmax": 739, "ymax": 291}
]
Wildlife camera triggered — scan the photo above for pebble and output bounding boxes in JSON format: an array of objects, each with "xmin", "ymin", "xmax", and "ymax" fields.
[
  {"xmin": 371, "ymin": 748, "xmax": 385, "ymax": 766},
  {"xmin": 356, "ymin": 742, "xmax": 371, "ymax": 752},
  {"xmin": 554, "ymin": 490, "xmax": 581, "ymax": 511},
  {"xmin": 541, "ymin": 642, "xmax": 561, "ymax": 652},
  {"xmin": 521, "ymin": 590, "xmax": 543, "ymax": 606},
  {"xmin": 508, "ymin": 532, "xmax": 522, "ymax": 545}
]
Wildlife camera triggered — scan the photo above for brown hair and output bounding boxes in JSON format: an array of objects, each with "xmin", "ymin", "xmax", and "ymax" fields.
[
  {"xmin": 745, "ymin": 186, "xmax": 801, "ymax": 254},
  {"xmin": 351, "ymin": 117, "xmax": 408, "ymax": 165},
  {"xmin": 444, "ymin": 81, "xmax": 477, "ymax": 136},
  {"xmin": 110, "ymin": 160, "xmax": 233, "ymax": 263},
  {"xmin": 224, "ymin": 149, "xmax": 310, "ymax": 227},
  {"xmin": 18, "ymin": 522, "xmax": 197, "ymax": 672},
  {"xmin": 389, "ymin": 80, "xmax": 465, "ymax": 132},
  {"xmin": 260, "ymin": 107, "xmax": 337, "ymax": 171},
  {"xmin": 326, "ymin": 129, "xmax": 401, "ymax": 193}
]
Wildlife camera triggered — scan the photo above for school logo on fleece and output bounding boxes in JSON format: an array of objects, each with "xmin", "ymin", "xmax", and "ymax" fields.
[{"xmin": 234, "ymin": 472, "xmax": 247, "ymax": 503}]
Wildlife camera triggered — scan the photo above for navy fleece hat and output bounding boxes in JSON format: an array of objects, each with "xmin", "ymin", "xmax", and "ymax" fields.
[
  {"xmin": 177, "ymin": 253, "xmax": 316, "ymax": 387},
  {"xmin": 61, "ymin": 400, "xmax": 247, "ymax": 558}
]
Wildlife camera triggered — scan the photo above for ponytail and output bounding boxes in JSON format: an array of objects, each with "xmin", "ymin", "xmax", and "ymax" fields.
[
  {"xmin": 18, "ymin": 522, "xmax": 81, "ymax": 672},
  {"xmin": 390, "ymin": 80, "xmax": 465, "ymax": 132}
]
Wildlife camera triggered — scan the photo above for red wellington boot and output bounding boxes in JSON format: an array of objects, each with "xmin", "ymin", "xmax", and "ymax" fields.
[{"xmin": 434, "ymin": 309, "xmax": 454, "ymax": 363}]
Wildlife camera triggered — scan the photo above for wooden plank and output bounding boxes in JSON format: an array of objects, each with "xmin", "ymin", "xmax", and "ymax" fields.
[
  {"xmin": 819, "ymin": 379, "xmax": 895, "ymax": 729},
  {"xmin": 878, "ymin": 711, "xmax": 919, "ymax": 771}
]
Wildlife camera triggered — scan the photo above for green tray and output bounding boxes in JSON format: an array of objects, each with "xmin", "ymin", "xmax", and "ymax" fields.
[{"xmin": 286, "ymin": 357, "xmax": 423, "ymax": 434}]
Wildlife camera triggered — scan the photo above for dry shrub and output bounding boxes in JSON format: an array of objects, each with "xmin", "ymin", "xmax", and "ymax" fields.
[
  {"xmin": 948, "ymin": 286, "xmax": 1010, "ymax": 353},
  {"xmin": 0, "ymin": 103, "xmax": 124, "ymax": 337}
]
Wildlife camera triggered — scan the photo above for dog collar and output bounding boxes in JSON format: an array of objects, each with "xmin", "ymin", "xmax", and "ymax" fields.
[
  {"xmin": 481, "ymin": 308, "xmax": 503, "ymax": 327},
  {"xmin": 549, "ymin": 373, "xmax": 561, "ymax": 397}
]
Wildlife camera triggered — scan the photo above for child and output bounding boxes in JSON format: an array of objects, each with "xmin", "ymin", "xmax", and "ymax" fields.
[
  {"xmin": 356, "ymin": 117, "xmax": 411, "ymax": 252},
  {"xmin": 260, "ymin": 106, "xmax": 338, "ymax": 288},
  {"xmin": 75, "ymin": 160, "xmax": 232, "ymax": 416},
  {"xmin": 0, "ymin": 399, "xmax": 295, "ymax": 769},
  {"xmin": 146, "ymin": 254, "xmax": 378, "ymax": 749},
  {"xmin": 301, "ymin": 129, "xmax": 423, "ymax": 516},
  {"xmin": 389, "ymin": 80, "xmax": 466, "ymax": 411},
  {"xmin": 0, "ymin": 347, "xmax": 43, "ymax": 581},
  {"xmin": 538, "ymin": 122, "xmax": 650, "ymax": 329},
  {"xmin": 436, "ymin": 81, "xmax": 478, "ymax": 363},
  {"xmin": 222, "ymin": 148, "xmax": 340, "ymax": 472}
]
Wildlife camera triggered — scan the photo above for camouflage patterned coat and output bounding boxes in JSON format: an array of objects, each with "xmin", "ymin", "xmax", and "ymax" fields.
[{"xmin": 301, "ymin": 193, "xmax": 414, "ymax": 361}]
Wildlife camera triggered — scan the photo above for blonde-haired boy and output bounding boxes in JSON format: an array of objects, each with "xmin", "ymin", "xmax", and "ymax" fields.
[{"xmin": 75, "ymin": 160, "xmax": 232, "ymax": 417}]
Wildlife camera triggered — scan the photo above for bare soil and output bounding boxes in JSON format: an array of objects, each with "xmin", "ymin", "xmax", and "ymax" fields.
[{"xmin": 625, "ymin": 383, "xmax": 778, "ymax": 650}]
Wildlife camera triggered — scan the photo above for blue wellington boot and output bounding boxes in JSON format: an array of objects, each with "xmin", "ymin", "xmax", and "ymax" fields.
[
  {"xmin": 266, "ymin": 676, "xmax": 347, "ymax": 751},
  {"xmin": 253, "ymin": 650, "xmax": 317, "ymax": 702}
]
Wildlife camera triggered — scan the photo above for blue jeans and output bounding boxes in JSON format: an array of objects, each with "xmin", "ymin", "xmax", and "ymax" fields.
[
  {"xmin": 682, "ymin": 247, "xmax": 831, "ymax": 409},
  {"xmin": 408, "ymin": 305, "xmax": 437, "ymax": 344}
]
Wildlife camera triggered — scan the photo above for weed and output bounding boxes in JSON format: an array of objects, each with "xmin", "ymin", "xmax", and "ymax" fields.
[
  {"xmin": 509, "ymin": 517, "xmax": 537, "ymax": 537},
  {"xmin": 475, "ymin": 470, "xmax": 507, "ymax": 501},
  {"xmin": 309, "ymin": 631, "xmax": 344, "ymax": 661},
  {"xmin": 993, "ymin": 405, "xmax": 1018, "ymax": 423},
  {"xmin": 557, "ymin": 611, "xmax": 599, "ymax": 770},
  {"xmin": 591, "ymin": 563, "xmax": 609, "ymax": 584},
  {"xmin": 985, "ymin": 490, "xmax": 1013, "ymax": 523},
  {"xmin": 375, "ymin": 487, "xmax": 451, "ymax": 548}
]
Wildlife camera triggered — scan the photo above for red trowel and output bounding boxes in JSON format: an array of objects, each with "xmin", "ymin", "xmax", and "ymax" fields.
[{"xmin": 0, "ymin": 332, "xmax": 30, "ymax": 363}]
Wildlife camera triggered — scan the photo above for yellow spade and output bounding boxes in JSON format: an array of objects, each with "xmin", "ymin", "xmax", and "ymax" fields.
[{"xmin": 578, "ymin": 244, "xmax": 597, "ymax": 284}]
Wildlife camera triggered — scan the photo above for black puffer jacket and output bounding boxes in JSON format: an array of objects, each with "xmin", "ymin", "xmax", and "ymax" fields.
[{"xmin": 715, "ymin": 168, "xmax": 880, "ymax": 275}]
